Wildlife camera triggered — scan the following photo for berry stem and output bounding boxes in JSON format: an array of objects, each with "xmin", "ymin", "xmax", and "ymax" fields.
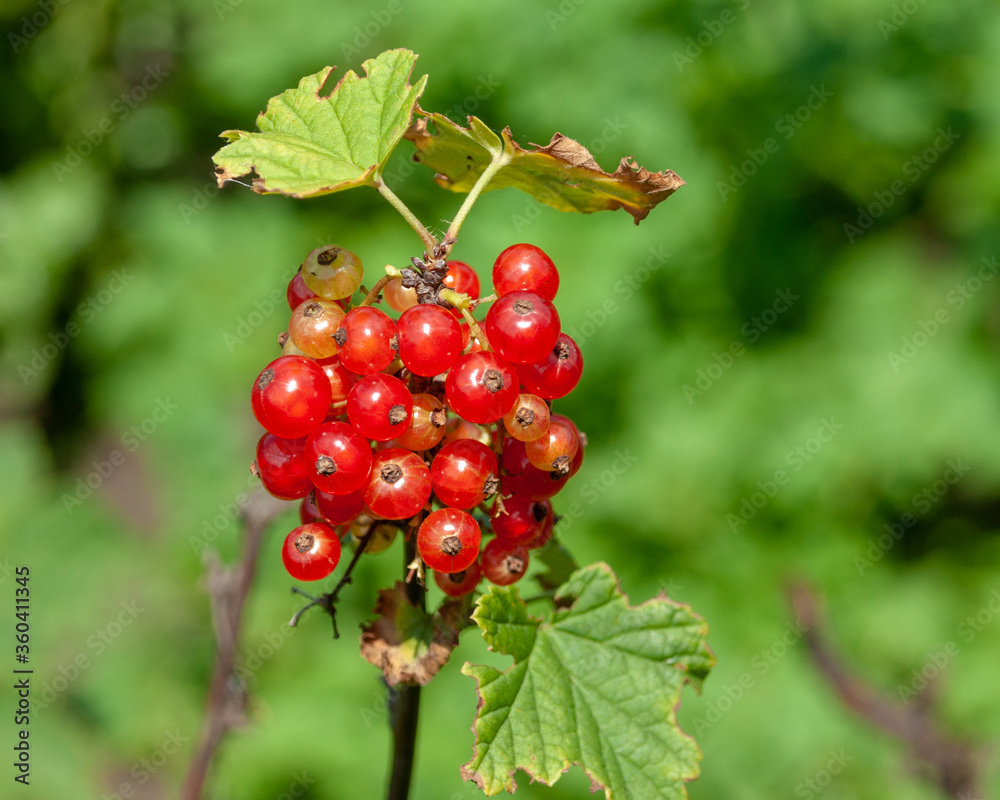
[
  {"xmin": 445, "ymin": 148, "xmax": 513, "ymax": 247},
  {"xmin": 374, "ymin": 178, "xmax": 437, "ymax": 254},
  {"xmin": 439, "ymin": 288, "xmax": 491, "ymax": 349},
  {"xmin": 288, "ymin": 525, "xmax": 375, "ymax": 637},
  {"xmin": 361, "ymin": 274, "xmax": 396, "ymax": 307},
  {"xmin": 460, "ymin": 307, "xmax": 490, "ymax": 351},
  {"xmin": 469, "ymin": 293, "xmax": 497, "ymax": 310},
  {"xmin": 386, "ymin": 534, "xmax": 424, "ymax": 800}
]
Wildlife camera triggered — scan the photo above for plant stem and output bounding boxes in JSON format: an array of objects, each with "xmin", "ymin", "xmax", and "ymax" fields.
[
  {"xmin": 386, "ymin": 535, "xmax": 424, "ymax": 800},
  {"xmin": 361, "ymin": 274, "xmax": 396, "ymax": 307},
  {"xmin": 375, "ymin": 178, "xmax": 437, "ymax": 254},
  {"xmin": 460, "ymin": 307, "xmax": 490, "ymax": 351},
  {"xmin": 445, "ymin": 149, "xmax": 513, "ymax": 246}
]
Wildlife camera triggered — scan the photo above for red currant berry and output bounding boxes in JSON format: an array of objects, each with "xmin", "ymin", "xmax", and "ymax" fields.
[
  {"xmin": 525, "ymin": 414, "xmax": 580, "ymax": 475},
  {"xmin": 492, "ymin": 243, "xmax": 559, "ymax": 301},
  {"xmin": 289, "ymin": 298, "xmax": 346, "ymax": 359},
  {"xmin": 492, "ymin": 494, "xmax": 549, "ymax": 544},
  {"xmin": 364, "ymin": 448, "xmax": 432, "ymax": 520},
  {"xmin": 301, "ymin": 245, "xmax": 364, "ymax": 301},
  {"xmin": 517, "ymin": 333, "xmax": 583, "ymax": 400},
  {"xmin": 417, "ymin": 508, "xmax": 482, "ymax": 574},
  {"xmin": 299, "ymin": 490, "xmax": 324, "ymax": 524},
  {"xmin": 287, "ymin": 269, "xmax": 318, "ymax": 311},
  {"xmin": 433, "ymin": 560, "xmax": 482, "ymax": 597},
  {"xmin": 529, "ymin": 504, "xmax": 555, "ymax": 549},
  {"xmin": 252, "ymin": 356, "xmax": 332, "ymax": 438},
  {"xmin": 347, "ymin": 374, "xmax": 413, "ymax": 441},
  {"xmin": 481, "ymin": 537, "xmax": 529, "ymax": 586},
  {"xmin": 443, "ymin": 260, "xmax": 481, "ymax": 317},
  {"xmin": 384, "ymin": 278, "xmax": 418, "ymax": 313},
  {"xmin": 281, "ymin": 523, "xmax": 342, "ymax": 581},
  {"xmin": 445, "ymin": 351, "xmax": 519, "ymax": 424},
  {"xmin": 502, "ymin": 440, "xmax": 583, "ymax": 500},
  {"xmin": 443, "ymin": 260, "xmax": 481, "ymax": 299},
  {"xmin": 430, "ymin": 439, "xmax": 499, "ymax": 510},
  {"xmin": 396, "ymin": 304, "xmax": 463, "ymax": 377},
  {"xmin": 254, "ymin": 433, "xmax": 312, "ymax": 500},
  {"xmin": 316, "ymin": 356, "xmax": 358, "ymax": 405},
  {"xmin": 304, "ymin": 421, "xmax": 373, "ymax": 494},
  {"xmin": 333, "ymin": 307, "xmax": 398, "ymax": 375},
  {"xmin": 442, "ymin": 416, "xmax": 492, "ymax": 447},
  {"xmin": 396, "ymin": 393, "xmax": 448, "ymax": 451},
  {"xmin": 313, "ymin": 487, "xmax": 366, "ymax": 526},
  {"xmin": 502, "ymin": 393, "xmax": 550, "ymax": 442},
  {"xmin": 484, "ymin": 291, "xmax": 561, "ymax": 365}
]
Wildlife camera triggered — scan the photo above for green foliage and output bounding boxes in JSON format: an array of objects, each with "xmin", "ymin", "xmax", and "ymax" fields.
[
  {"xmin": 213, "ymin": 49, "xmax": 427, "ymax": 196},
  {"xmin": 463, "ymin": 564, "xmax": 712, "ymax": 798},
  {"xmin": 3, "ymin": 1, "xmax": 1000, "ymax": 799}
]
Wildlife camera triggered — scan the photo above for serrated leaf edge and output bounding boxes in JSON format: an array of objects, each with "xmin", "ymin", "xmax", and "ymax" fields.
[{"xmin": 460, "ymin": 562, "xmax": 715, "ymax": 798}]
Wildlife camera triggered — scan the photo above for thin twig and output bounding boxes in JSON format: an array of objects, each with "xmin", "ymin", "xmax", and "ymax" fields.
[
  {"xmin": 180, "ymin": 490, "xmax": 287, "ymax": 800},
  {"xmin": 788, "ymin": 582, "xmax": 985, "ymax": 800},
  {"xmin": 288, "ymin": 524, "xmax": 376, "ymax": 636}
]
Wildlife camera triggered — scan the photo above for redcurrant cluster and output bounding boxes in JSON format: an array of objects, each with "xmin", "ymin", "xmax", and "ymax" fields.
[{"xmin": 250, "ymin": 243, "xmax": 585, "ymax": 596}]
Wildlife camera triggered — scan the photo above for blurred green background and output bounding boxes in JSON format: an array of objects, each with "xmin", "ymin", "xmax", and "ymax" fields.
[{"xmin": 2, "ymin": 0, "xmax": 999, "ymax": 798}]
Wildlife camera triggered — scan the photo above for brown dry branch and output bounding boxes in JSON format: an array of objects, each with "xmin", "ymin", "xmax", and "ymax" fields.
[
  {"xmin": 180, "ymin": 489, "xmax": 287, "ymax": 800},
  {"xmin": 788, "ymin": 582, "xmax": 987, "ymax": 800}
]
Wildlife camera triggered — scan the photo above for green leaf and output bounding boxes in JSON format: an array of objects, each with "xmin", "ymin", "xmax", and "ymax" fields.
[
  {"xmin": 212, "ymin": 49, "xmax": 427, "ymax": 197},
  {"xmin": 406, "ymin": 113, "xmax": 684, "ymax": 224},
  {"xmin": 461, "ymin": 563, "xmax": 713, "ymax": 798}
]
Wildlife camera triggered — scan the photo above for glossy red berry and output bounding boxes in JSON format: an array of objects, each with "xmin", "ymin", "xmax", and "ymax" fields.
[
  {"xmin": 443, "ymin": 260, "xmax": 481, "ymax": 299},
  {"xmin": 525, "ymin": 414, "xmax": 580, "ymax": 475},
  {"xmin": 433, "ymin": 560, "xmax": 482, "ymax": 597},
  {"xmin": 396, "ymin": 304, "xmax": 463, "ymax": 376},
  {"xmin": 492, "ymin": 494, "xmax": 550, "ymax": 544},
  {"xmin": 500, "ymin": 436, "xmax": 583, "ymax": 500},
  {"xmin": 384, "ymin": 278, "xmax": 418, "ymax": 313},
  {"xmin": 445, "ymin": 351, "xmax": 519, "ymax": 424},
  {"xmin": 442, "ymin": 416, "xmax": 492, "ymax": 447},
  {"xmin": 364, "ymin": 448, "xmax": 432, "ymax": 519},
  {"xmin": 347, "ymin": 374, "xmax": 412, "ymax": 441},
  {"xmin": 334, "ymin": 307, "xmax": 398, "ymax": 375},
  {"xmin": 430, "ymin": 439, "xmax": 499, "ymax": 509},
  {"xmin": 281, "ymin": 523, "xmax": 342, "ymax": 581},
  {"xmin": 517, "ymin": 333, "xmax": 583, "ymax": 400},
  {"xmin": 313, "ymin": 487, "xmax": 366, "ymax": 526},
  {"xmin": 502, "ymin": 393, "xmax": 550, "ymax": 442},
  {"xmin": 442, "ymin": 260, "xmax": 481, "ymax": 317},
  {"xmin": 251, "ymin": 355, "xmax": 332, "ymax": 438},
  {"xmin": 484, "ymin": 291, "xmax": 561, "ymax": 364},
  {"xmin": 286, "ymin": 269, "xmax": 318, "ymax": 311},
  {"xmin": 289, "ymin": 298, "xmax": 346, "ymax": 359},
  {"xmin": 316, "ymin": 356, "xmax": 358, "ymax": 405},
  {"xmin": 304, "ymin": 421, "xmax": 373, "ymax": 494},
  {"xmin": 481, "ymin": 538, "xmax": 529, "ymax": 586},
  {"xmin": 492, "ymin": 243, "xmax": 559, "ymax": 301},
  {"xmin": 254, "ymin": 433, "xmax": 312, "ymax": 500},
  {"xmin": 299, "ymin": 491, "xmax": 324, "ymax": 524},
  {"xmin": 417, "ymin": 508, "xmax": 482, "ymax": 574},
  {"xmin": 396, "ymin": 393, "xmax": 448, "ymax": 451},
  {"xmin": 529, "ymin": 505, "xmax": 555, "ymax": 549}
]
